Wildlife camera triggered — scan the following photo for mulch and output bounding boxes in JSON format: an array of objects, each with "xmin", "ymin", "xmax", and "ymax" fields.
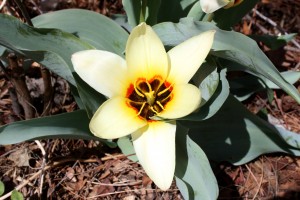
[{"xmin": 0, "ymin": 0, "xmax": 300, "ymax": 199}]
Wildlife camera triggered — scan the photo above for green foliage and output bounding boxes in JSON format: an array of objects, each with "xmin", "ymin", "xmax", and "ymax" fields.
[
  {"xmin": 11, "ymin": 190, "xmax": 23, "ymax": 200},
  {"xmin": 32, "ymin": 9, "xmax": 128, "ymax": 56},
  {"xmin": 157, "ymin": 0, "xmax": 197, "ymax": 23},
  {"xmin": 183, "ymin": 95, "xmax": 300, "ymax": 165},
  {"xmin": 250, "ymin": 33, "xmax": 297, "ymax": 50},
  {"xmin": 175, "ymin": 124, "xmax": 219, "ymax": 200},
  {"xmin": 0, "ymin": 14, "xmax": 93, "ymax": 86},
  {"xmin": 122, "ymin": 0, "xmax": 141, "ymax": 27},
  {"xmin": 0, "ymin": 110, "xmax": 116, "ymax": 147},
  {"xmin": 153, "ymin": 18, "xmax": 300, "ymax": 104},
  {"xmin": 213, "ymin": 0, "xmax": 260, "ymax": 29},
  {"xmin": 32, "ymin": 9, "xmax": 129, "ymax": 117},
  {"xmin": 122, "ymin": 0, "xmax": 161, "ymax": 26},
  {"xmin": 0, "ymin": 181, "xmax": 4, "ymax": 196},
  {"xmin": 182, "ymin": 68, "xmax": 229, "ymax": 121},
  {"xmin": 230, "ymin": 71, "xmax": 300, "ymax": 101},
  {"xmin": 117, "ymin": 136, "xmax": 138, "ymax": 162}
]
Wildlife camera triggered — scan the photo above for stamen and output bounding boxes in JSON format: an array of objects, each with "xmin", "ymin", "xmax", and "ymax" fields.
[
  {"xmin": 156, "ymin": 101, "xmax": 165, "ymax": 111},
  {"xmin": 137, "ymin": 102, "xmax": 146, "ymax": 116},
  {"xmin": 157, "ymin": 83, "xmax": 173, "ymax": 96},
  {"xmin": 134, "ymin": 82, "xmax": 145, "ymax": 97},
  {"xmin": 149, "ymin": 106, "xmax": 159, "ymax": 115}
]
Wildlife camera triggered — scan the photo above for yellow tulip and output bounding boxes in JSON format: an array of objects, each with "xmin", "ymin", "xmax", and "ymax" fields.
[{"xmin": 71, "ymin": 23, "xmax": 215, "ymax": 190}]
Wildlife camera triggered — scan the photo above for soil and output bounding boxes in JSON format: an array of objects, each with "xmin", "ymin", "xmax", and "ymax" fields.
[{"xmin": 0, "ymin": 0, "xmax": 300, "ymax": 199}]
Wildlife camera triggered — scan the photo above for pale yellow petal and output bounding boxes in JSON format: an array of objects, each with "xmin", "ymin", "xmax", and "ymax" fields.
[
  {"xmin": 90, "ymin": 97, "xmax": 147, "ymax": 139},
  {"xmin": 72, "ymin": 50, "xmax": 128, "ymax": 98},
  {"xmin": 132, "ymin": 121, "xmax": 176, "ymax": 190},
  {"xmin": 200, "ymin": 0, "xmax": 230, "ymax": 13},
  {"xmin": 126, "ymin": 23, "xmax": 169, "ymax": 81},
  {"xmin": 167, "ymin": 30, "xmax": 215, "ymax": 84},
  {"xmin": 158, "ymin": 84, "xmax": 201, "ymax": 119}
]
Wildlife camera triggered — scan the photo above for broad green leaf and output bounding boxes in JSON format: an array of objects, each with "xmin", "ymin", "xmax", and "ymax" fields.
[
  {"xmin": 74, "ymin": 74, "xmax": 107, "ymax": 118},
  {"xmin": 187, "ymin": 1, "xmax": 207, "ymax": 21},
  {"xmin": 144, "ymin": 0, "xmax": 161, "ymax": 25},
  {"xmin": 192, "ymin": 60, "xmax": 219, "ymax": 106},
  {"xmin": 111, "ymin": 14, "xmax": 132, "ymax": 32},
  {"xmin": 175, "ymin": 124, "xmax": 219, "ymax": 200},
  {"xmin": 180, "ymin": 68, "xmax": 229, "ymax": 121},
  {"xmin": 11, "ymin": 190, "xmax": 23, "ymax": 200},
  {"xmin": 22, "ymin": 50, "xmax": 77, "ymax": 86},
  {"xmin": 0, "ymin": 45, "xmax": 5, "ymax": 56},
  {"xmin": 122, "ymin": 0, "xmax": 141, "ymax": 27},
  {"xmin": 0, "ymin": 181, "xmax": 4, "ymax": 196},
  {"xmin": 183, "ymin": 95, "xmax": 300, "ymax": 165},
  {"xmin": 0, "ymin": 14, "xmax": 94, "ymax": 86},
  {"xmin": 157, "ymin": 0, "xmax": 197, "ymax": 23},
  {"xmin": 250, "ymin": 33, "xmax": 297, "ymax": 50},
  {"xmin": 230, "ymin": 71, "xmax": 300, "ymax": 101},
  {"xmin": 32, "ymin": 9, "xmax": 128, "ymax": 56},
  {"xmin": 213, "ymin": 0, "xmax": 259, "ymax": 29},
  {"xmin": 32, "ymin": 9, "xmax": 129, "ymax": 117},
  {"xmin": 0, "ymin": 110, "xmax": 116, "ymax": 147},
  {"xmin": 122, "ymin": 0, "xmax": 161, "ymax": 26},
  {"xmin": 117, "ymin": 136, "xmax": 138, "ymax": 162},
  {"xmin": 265, "ymin": 71, "xmax": 300, "ymax": 89},
  {"xmin": 153, "ymin": 19, "xmax": 300, "ymax": 104},
  {"xmin": 273, "ymin": 126, "xmax": 300, "ymax": 149}
]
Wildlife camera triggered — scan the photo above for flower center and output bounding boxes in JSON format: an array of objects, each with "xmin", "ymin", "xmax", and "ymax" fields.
[{"xmin": 126, "ymin": 77, "xmax": 173, "ymax": 120}]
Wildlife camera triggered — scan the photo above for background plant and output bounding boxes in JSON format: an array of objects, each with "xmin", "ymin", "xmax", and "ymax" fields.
[{"xmin": 0, "ymin": 0, "xmax": 299, "ymax": 199}]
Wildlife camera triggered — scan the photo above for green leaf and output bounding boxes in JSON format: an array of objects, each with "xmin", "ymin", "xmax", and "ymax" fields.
[
  {"xmin": 122, "ymin": 0, "xmax": 141, "ymax": 27},
  {"xmin": 111, "ymin": 14, "xmax": 132, "ymax": 32},
  {"xmin": 32, "ymin": 9, "xmax": 128, "ymax": 56},
  {"xmin": 175, "ymin": 124, "xmax": 219, "ymax": 200},
  {"xmin": 32, "ymin": 9, "xmax": 129, "ymax": 117},
  {"xmin": 11, "ymin": 190, "xmax": 23, "ymax": 200},
  {"xmin": 180, "ymin": 68, "xmax": 229, "ymax": 121},
  {"xmin": 0, "ymin": 181, "xmax": 4, "ymax": 196},
  {"xmin": 157, "ymin": 0, "xmax": 197, "ymax": 23},
  {"xmin": 0, "ymin": 45, "xmax": 5, "ymax": 56},
  {"xmin": 0, "ymin": 14, "xmax": 94, "ymax": 86},
  {"xmin": 144, "ymin": 0, "xmax": 161, "ymax": 25},
  {"xmin": 192, "ymin": 60, "xmax": 219, "ymax": 106},
  {"xmin": 122, "ymin": 0, "xmax": 161, "ymax": 26},
  {"xmin": 230, "ymin": 71, "xmax": 300, "ymax": 101},
  {"xmin": 0, "ymin": 110, "xmax": 116, "ymax": 147},
  {"xmin": 250, "ymin": 33, "xmax": 297, "ymax": 50},
  {"xmin": 213, "ymin": 0, "xmax": 259, "ymax": 29},
  {"xmin": 183, "ymin": 95, "xmax": 300, "ymax": 165},
  {"xmin": 117, "ymin": 136, "xmax": 138, "ymax": 162},
  {"xmin": 153, "ymin": 18, "xmax": 300, "ymax": 104},
  {"xmin": 187, "ymin": 1, "xmax": 207, "ymax": 21},
  {"xmin": 74, "ymin": 74, "xmax": 107, "ymax": 118},
  {"xmin": 265, "ymin": 71, "xmax": 300, "ymax": 89}
]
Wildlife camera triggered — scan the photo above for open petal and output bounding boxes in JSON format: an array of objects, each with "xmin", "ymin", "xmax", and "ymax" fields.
[
  {"xmin": 200, "ymin": 0, "xmax": 230, "ymax": 13},
  {"xmin": 158, "ymin": 84, "xmax": 201, "ymax": 119},
  {"xmin": 90, "ymin": 97, "xmax": 147, "ymax": 139},
  {"xmin": 72, "ymin": 50, "xmax": 128, "ymax": 98},
  {"xmin": 132, "ymin": 121, "xmax": 176, "ymax": 190},
  {"xmin": 167, "ymin": 30, "xmax": 215, "ymax": 84},
  {"xmin": 126, "ymin": 23, "xmax": 169, "ymax": 81}
]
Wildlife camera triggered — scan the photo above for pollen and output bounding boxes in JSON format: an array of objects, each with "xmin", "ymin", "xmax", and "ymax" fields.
[{"xmin": 127, "ymin": 77, "xmax": 173, "ymax": 120}]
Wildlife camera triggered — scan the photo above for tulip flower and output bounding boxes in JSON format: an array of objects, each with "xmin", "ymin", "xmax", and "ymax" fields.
[
  {"xmin": 200, "ymin": 0, "xmax": 243, "ymax": 14},
  {"xmin": 71, "ymin": 23, "xmax": 215, "ymax": 190}
]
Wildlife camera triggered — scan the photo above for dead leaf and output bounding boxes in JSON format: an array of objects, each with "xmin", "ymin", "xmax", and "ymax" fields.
[{"xmin": 8, "ymin": 148, "xmax": 30, "ymax": 167}]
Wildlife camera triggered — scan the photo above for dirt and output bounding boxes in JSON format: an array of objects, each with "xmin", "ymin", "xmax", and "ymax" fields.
[{"xmin": 0, "ymin": 0, "xmax": 300, "ymax": 199}]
